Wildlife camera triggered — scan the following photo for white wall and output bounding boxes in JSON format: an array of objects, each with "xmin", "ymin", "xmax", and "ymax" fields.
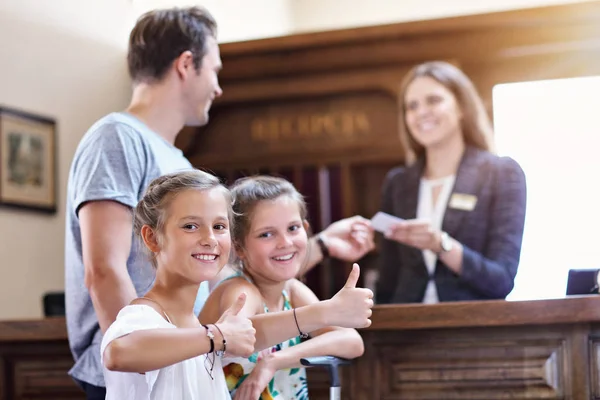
[
  {"xmin": 0, "ymin": 0, "xmax": 134, "ymax": 50},
  {"xmin": 0, "ymin": 0, "xmax": 133, "ymax": 320},
  {"xmin": 290, "ymin": 0, "xmax": 595, "ymax": 33},
  {"xmin": 131, "ymin": 0, "xmax": 294, "ymax": 43}
]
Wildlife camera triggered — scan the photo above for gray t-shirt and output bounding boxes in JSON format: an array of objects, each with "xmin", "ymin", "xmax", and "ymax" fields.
[{"xmin": 64, "ymin": 112, "xmax": 209, "ymax": 387}]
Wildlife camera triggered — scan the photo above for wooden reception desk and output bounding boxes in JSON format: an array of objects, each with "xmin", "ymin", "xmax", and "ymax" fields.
[{"xmin": 2, "ymin": 296, "xmax": 600, "ymax": 400}]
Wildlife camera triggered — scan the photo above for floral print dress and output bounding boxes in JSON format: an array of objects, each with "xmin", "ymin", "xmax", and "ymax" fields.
[{"xmin": 222, "ymin": 289, "xmax": 309, "ymax": 400}]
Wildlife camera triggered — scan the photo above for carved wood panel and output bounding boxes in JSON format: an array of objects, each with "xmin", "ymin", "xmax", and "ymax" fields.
[
  {"xmin": 13, "ymin": 357, "xmax": 82, "ymax": 399},
  {"xmin": 314, "ymin": 324, "xmax": 598, "ymax": 400},
  {"xmin": 0, "ymin": 341, "xmax": 84, "ymax": 400},
  {"xmin": 375, "ymin": 340, "xmax": 565, "ymax": 399},
  {"xmin": 184, "ymin": 90, "xmax": 401, "ymax": 169},
  {"xmin": 0, "ymin": 357, "xmax": 5, "ymax": 400},
  {"xmin": 588, "ymin": 334, "xmax": 600, "ymax": 399}
]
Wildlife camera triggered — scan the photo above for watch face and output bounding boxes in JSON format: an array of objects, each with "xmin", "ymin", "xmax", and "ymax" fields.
[{"xmin": 441, "ymin": 233, "xmax": 452, "ymax": 251}]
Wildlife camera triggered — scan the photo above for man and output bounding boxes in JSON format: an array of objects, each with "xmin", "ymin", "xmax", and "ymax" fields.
[{"xmin": 64, "ymin": 6, "xmax": 374, "ymax": 399}]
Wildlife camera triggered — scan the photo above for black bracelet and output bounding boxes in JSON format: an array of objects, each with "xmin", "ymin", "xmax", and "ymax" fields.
[
  {"xmin": 316, "ymin": 235, "xmax": 330, "ymax": 259},
  {"xmin": 202, "ymin": 324, "xmax": 215, "ymax": 353},
  {"xmin": 293, "ymin": 308, "xmax": 309, "ymax": 339},
  {"xmin": 212, "ymin": 324, "xmax": 227, "ymax": 356}
]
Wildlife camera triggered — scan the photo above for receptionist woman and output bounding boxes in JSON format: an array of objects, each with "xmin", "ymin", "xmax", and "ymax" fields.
[{"xmin": 375, "ymin": 61, "xmax": 527, "ymax": 304}]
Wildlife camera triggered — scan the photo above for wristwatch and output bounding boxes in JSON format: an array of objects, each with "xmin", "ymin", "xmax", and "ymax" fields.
[
  {"xmin": 316, "ymin": 235, "xmax": 330, "ymax": 259},
  {"xmin": 439, "ymin": 231, "xmax": 453, "ymax": 254}
]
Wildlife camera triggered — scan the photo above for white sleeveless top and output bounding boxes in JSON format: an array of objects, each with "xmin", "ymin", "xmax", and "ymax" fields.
[
  {"xmin": 417, "ymin": 175, "xmax": 456, "ymax": 304},
  {"xmin": 100, "ymin": 304, "xmax": 231, "ymax": 400}
]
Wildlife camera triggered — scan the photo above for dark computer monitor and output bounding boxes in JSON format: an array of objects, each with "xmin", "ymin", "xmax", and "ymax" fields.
[{"xmin": 566, "ymin": 269, "xmax": 599, "ymax": 295}]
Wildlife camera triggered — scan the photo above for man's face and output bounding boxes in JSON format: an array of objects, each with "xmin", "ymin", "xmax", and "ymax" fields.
[{"xmin": 183, "ymin": 36, "xmax": 223, "ymax": 126}]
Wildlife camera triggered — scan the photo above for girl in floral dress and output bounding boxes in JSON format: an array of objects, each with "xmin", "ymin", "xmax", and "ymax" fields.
[{"xmin": 200, "ymin": 176, "xmax": 368, "ymax": 400}]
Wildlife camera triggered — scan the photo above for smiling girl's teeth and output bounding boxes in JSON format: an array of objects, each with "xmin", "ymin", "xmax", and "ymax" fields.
[
  {"xmin": 273, "ymin": 254, "xmax": 293, "ymax": 261},
  {"xmin": 194, "ymin": 254, "xmax": 217, "ymax": 261},
  {"xmin": 419, "ymin": 122, "xmax": 436, "ymax": 131}
]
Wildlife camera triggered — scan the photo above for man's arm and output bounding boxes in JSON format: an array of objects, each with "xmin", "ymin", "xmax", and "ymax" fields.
[
  {"xmin": 302, "ymin": 216, "xmax": 375, "ymax": 274},
  {"xmin": 80, "ymin": 200, "xmax": 137, "ymax": 333}
]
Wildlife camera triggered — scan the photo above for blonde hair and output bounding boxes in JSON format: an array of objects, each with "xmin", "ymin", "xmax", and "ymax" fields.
[
  {"xmin": 133, "ymin": 169, "xmax": 232, "ymax": 267},
  {"xmin": 398, "ymin": 61, "xmax": 495, "ymax": 164}
]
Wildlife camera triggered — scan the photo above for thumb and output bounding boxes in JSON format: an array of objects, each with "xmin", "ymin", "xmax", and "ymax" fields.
[
  {"xmin": 226, "ymin": 292, "xmax": 247, "ymax": 316},
  {"xmin": 344, "ymin": 263, "xmax": 360, "ymax": 288}
]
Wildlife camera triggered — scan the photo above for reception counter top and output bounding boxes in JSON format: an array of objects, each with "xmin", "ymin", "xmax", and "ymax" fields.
[
  {"xmin": 0, "ymin": 316, "xmax": 68, "ymax": 342},
  {"xmin": 371, "ymin": 294, "xmax": 600, "ymax": 330},
  {"xmin": 2, "ymin": 296, "xmax": 600, "ymax": 399},
  {"xmin": 4, "ymin": 295, "xmax": 599, "ymax": 339}
]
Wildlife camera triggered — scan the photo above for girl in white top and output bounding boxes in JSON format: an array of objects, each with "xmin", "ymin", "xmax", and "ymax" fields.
[
  {"xmin": 100, "ymin": 169, "xmax": 374, "ymax": 400},
  {"xmin": 100, "ymin": 170, "xmax": 255, "ymax": 400}
]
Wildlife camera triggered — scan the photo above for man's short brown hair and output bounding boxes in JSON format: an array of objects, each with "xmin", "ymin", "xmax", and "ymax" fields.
[{"xmin": 127, "ymin": 6, "xmax": 217, "ymax": 83}]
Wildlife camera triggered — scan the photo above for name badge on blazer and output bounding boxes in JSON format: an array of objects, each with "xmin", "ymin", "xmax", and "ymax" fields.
[{"xmin": 449, "ymin": 193, "xmax": 478, "ymax": 211}]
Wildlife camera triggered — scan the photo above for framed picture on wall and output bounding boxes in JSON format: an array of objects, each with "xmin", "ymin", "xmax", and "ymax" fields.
[{"xmin": 0, "ymin": 107, "xmax": 57, "ymax": 213}]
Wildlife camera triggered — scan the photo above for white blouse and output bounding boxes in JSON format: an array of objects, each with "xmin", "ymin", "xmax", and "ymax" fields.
[
  {"xmin": 416, "ymin": 175, "xmax": 456, "ymax": 304},
  {"xmin": 100, "ymin": 304, "xmax": 231, "ymax": 400}
]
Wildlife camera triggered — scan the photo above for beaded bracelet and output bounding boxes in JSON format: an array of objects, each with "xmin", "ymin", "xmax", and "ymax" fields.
[{"xmin": 212, "ymin": 324, "xmax": 227, "ymax": 356}]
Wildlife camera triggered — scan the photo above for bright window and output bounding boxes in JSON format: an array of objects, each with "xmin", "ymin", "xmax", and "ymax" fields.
[{"xmin": 492, "ymin": 76, "xmax": 600, "ymax": 300}]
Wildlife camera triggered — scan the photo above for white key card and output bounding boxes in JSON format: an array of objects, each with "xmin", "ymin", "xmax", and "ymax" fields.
[{"xmin": 370, "ymin": 212, "xmax": 404, "ymax": 233}]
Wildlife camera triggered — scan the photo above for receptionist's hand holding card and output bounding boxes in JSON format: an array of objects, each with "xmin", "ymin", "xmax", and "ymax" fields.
[
  {"xmin": 373, "ymin": 212, "xmax": 440, "ymax": 252},
  {"xmin": 370, "ymin": 212, "xmax": 405, "ymax": 233}
]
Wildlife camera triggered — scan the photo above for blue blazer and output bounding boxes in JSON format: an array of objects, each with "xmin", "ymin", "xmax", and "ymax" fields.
[{"xmin": 375, "ymin": 146, "xmax": 527, "ymax": 304}]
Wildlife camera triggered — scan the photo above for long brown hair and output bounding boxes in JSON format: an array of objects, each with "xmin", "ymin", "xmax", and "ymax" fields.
[{"xmin": 398, "ymin": 61, "xmax": 495, "ymax": 164}]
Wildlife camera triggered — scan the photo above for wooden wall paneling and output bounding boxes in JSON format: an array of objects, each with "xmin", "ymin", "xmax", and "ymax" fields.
[
  {"xmin": 276, "ymin": 166, "xmax": 295, "ymax": 184},
  {"xmin": 1, "ymin": 342, "xmax": 84, "ymax": 400},
  {"xmin": 363, "ymin": 326, "xmax": 570, "ymax": 399},
  {"xmin": 325, "ymin": 164, "xmax": 343, "ymax": 296},
  {"xmin": 0, "ymin": 354, "xmax": 6, "ymax": 400},
  {"xmin": 337, "ymin": 162, "xmax": 355, "ymax": 288},
  {"xmin": 218, "ymin": 27, "xmax": 579, "ymax": 83},
  {"xmin": 216, "ymin": 65, "xmax": 408, "ymax": 105},
  {"xmin": 217, "ymin": 2, "xmax": 600, "ymax": 84},
  {"xmin": 292, "ymin": 165, "xmax": 303, "ymax": 190},
  {"xmin": 232, "ymin": 169, "xmax": 250, "ymax": 181},
  {"xmin": 327, "ymin": 164, "xmax": 342, "ymax": 223},
  {"xmin": 13, "ymin": 355, "xmax": 81, "ymax": 399},
  {"xmin": 222, "ymin": 168, "xmax": 234, "ymax": 184},
  {"xmin": 589, "ymin": 325, "xmax": 600, "ymax": 400},
  {"xmin": 185, "ymin": 89, "xmax": 402, "ymax": 171},
  {"xmin": 300, "ymin": 165, "xmax": 324, "ymax": 298},
  {"xmin": 220, "ymin": 1, "xmax": 600, "ymax": 55},
  {"xmin": 568, "ymin": 324, "xmax": 593, "ymax": 399},
  {"xmin": 340, "ymin": 162, "xmax": 354, "ymax": 219},
  {"xmin": 315, "ymin": 164, "xmax": 333, "ymax": 299}
]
